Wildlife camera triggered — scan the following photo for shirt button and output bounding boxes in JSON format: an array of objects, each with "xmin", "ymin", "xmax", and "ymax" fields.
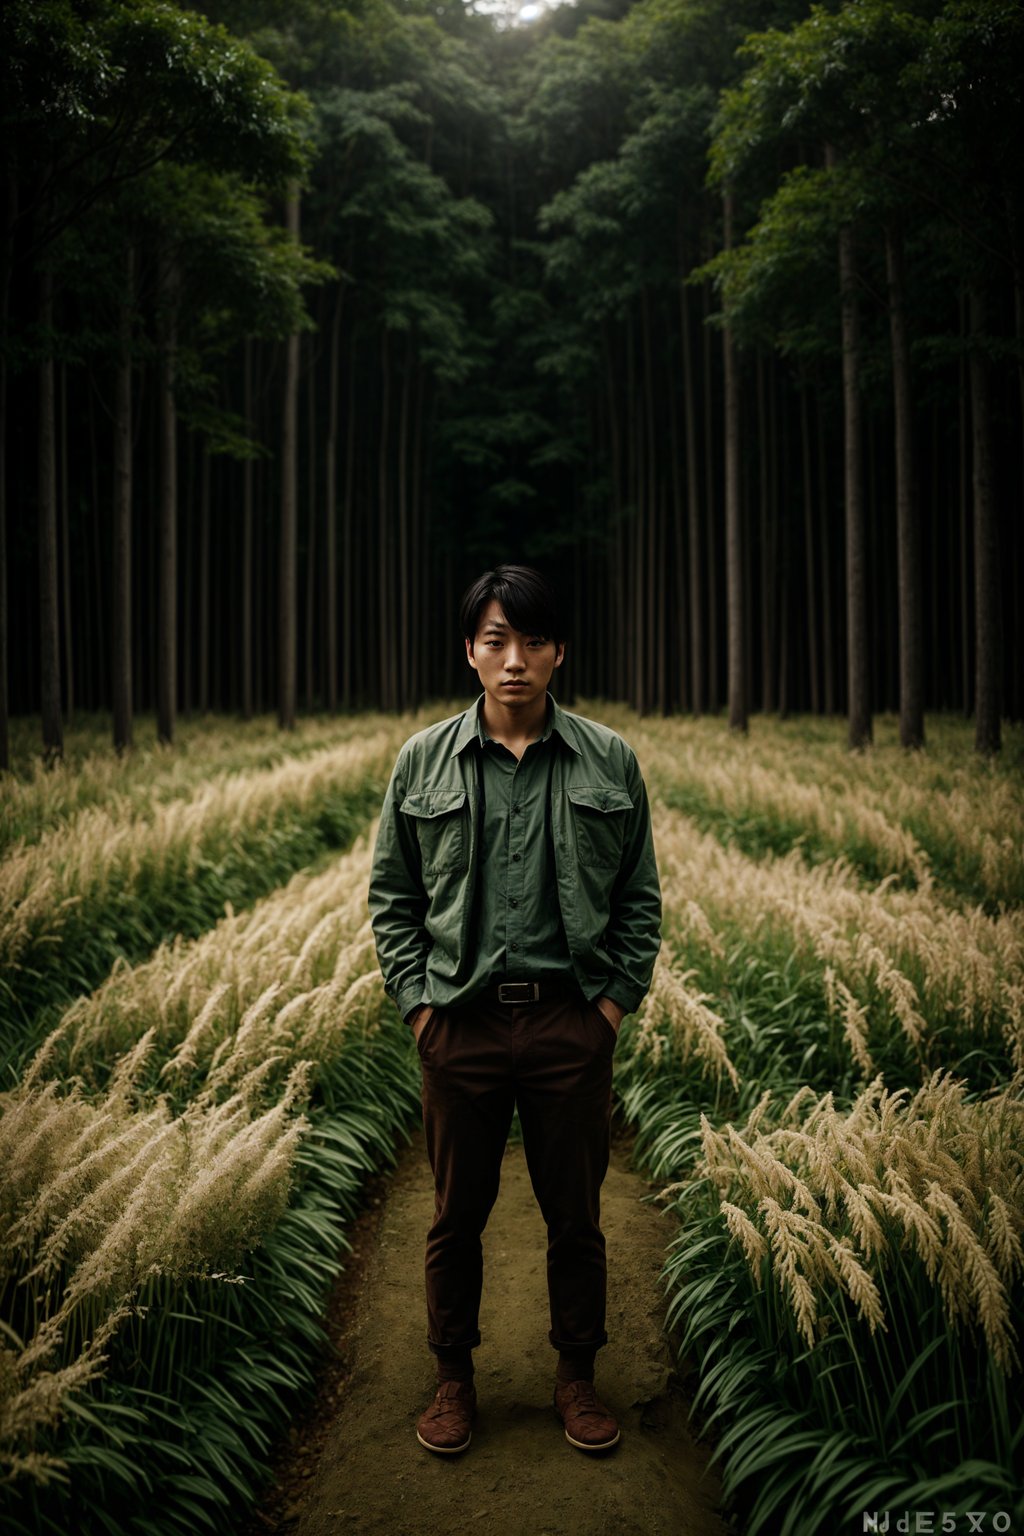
[
  {"xmin": 509, "ymin": 898, "xmax": 519, "ymax": 908},
  {"xmin": 510, "ymin": 942, "xmax": 519, "ymax": 952},
  {"xmin": 512, "ymin": 852, "xmax": 521, "ymax": 862},
  {"xmin": 512, "ymin": 804, "xmax": 520, "ymax": 813}
]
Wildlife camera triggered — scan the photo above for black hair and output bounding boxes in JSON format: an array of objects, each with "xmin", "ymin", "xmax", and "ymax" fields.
[{"xmin": 459, "ymin": 564, "xmax": 564, "ymax": 647}]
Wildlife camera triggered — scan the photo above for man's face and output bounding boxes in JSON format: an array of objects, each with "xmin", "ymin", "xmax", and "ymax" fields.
[{"xmin": 466, "ymin": 599, "xmax": 564, "ymax": 711}]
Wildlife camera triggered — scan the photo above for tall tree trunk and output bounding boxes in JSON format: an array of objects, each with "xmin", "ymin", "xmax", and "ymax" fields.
[
  {"xmin": 723, "ymin": 190, "xmax": 746, "ymax": 732},
  {"xmin": 763, "ymin": 355, "xmax": 779, "ymax": 714},
  {"xmin": 305, "ymin": 333, "xmax": 316, "ymax": 713},
  {"xmin": 603, "ymin": 326, "xmax": 626, "ymax": 704},
  {"xmin": 410, "ymin": 364, "xmax": 425, "ymax": 707},
  {"xmin": 969, "ymin": 286, "xmax": 1000, "ymax": 755},
  {"xmin": 680, "ymin": 272, "xmax": 703, "ymax": 714},
  {"xmin": 958, "ymin": 291, "xmax": 970, "ymax": 717},
  {"xmin": 156, "ymin": 251, "xmax": 179, "ymax": 746},
  {"xmin": 342, "ymin": 337, "xmax": 356, "ymax": 709},
  {"xmin": 836, "ymin": 200, "xmax": 870, "ymax": 748},
  {"xmin": 59, "ymin": 359, "xmax": 73, "ymax": 717},
  {"xmin": 1004, "ymin": 194, "xmax": 1023, "ymax": 722},
  {"xmin": 198, "ymin": 445, "xmax": 210, "ymax": 713},
  {"xmin": 799, "ymin": 380, "xmax": 820, "ymax": 713},
  {"xmin": 112, "ymin": 244, "xmax": 133, "ymax": 752},
  {"xmin": 324, "ymin": 283, "xmax": 343, "ymax": 712},
  {"xmin": 182, "ymin": 436, "xmax": 194, "ymax": 716},
  {"xmin": 378, "ymin": 328, "xmax": 392, "ymax": 712},
  {"xmin": 757, "ymin": 352, "xmax": 769, "ymax": 713},
  {"xmin": 778, "ymin": 383, "xmax": 791, "ymax": 719},
  {"xmin": 398, "ymin": 329, "xmax": 413, "ymax": 711},
  {"xmin": 816, "ymin": 386, "xmax": 835, "ymax": 714},
  {"xmin": 702, "ymin": 267, "xmax": 718, "ymax": 710},
  {"xmin": 642, "ymin": 289, "xmax": 657, "ymax": 713},
  {"xmin": 885, "ymin": 224, "xmax": 924, "ymax": 748},
  {"xmin": 0, "ymin": 176, "xmax": 14, "ymax": 769},
  {"xmin": 242, "ymin": 339, "xmax": 254, "ymax": 721},
  {"xmin": 667, "ymin": 322, "xmax": 687, "ymax": 710},
  {"xmin": 211, "ymin": 462, "xmax": 222, "ymax": 710},
  {"xmin": 279, "ymin": 182, "xmax": 300, "ymax": 731},
  {"xmin": 38, "ymin": 262, "xmax": 62, "ymax": 759}
]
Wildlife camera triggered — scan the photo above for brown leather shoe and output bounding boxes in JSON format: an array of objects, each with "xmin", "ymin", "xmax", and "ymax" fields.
[
  {"xmin": 416, "ymin": 1379, "xmax": 477, "ymax": 1454},
  {"xmin": 553, "ymin": 1380, "xmax": 620, "ymax": 1451}
]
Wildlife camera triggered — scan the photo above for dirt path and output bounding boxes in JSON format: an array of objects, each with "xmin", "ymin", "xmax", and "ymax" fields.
[{"xmin": 276, "ymin": 1127, "xmax": 728, "ymax": 1536}]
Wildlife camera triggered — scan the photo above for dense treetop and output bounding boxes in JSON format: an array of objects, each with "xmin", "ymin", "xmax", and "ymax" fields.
[{"xmin": 3, "ymin": 0, "xmax": 1021, "ymax": 750}]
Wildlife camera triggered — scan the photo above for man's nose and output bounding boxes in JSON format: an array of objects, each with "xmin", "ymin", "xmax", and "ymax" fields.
[{"xmin": 506, "ymin": 645, "xmax": 526, "ymax": 670}]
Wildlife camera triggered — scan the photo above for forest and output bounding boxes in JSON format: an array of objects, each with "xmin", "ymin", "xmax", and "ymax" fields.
[
  {"xmin": 3, "ymin": 0, "xmax": 1021, "ymax": 761},
  {"xmin": 3, "ymin": 5, "xmax": 1024, "ymax": 1532}
]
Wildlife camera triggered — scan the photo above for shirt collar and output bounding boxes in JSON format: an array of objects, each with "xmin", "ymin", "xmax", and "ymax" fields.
[{"xmin": 451, "ymin": 692, "xmax": 582, "ymax": 756}]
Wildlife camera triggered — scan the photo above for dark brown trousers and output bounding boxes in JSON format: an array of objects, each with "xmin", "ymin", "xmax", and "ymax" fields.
[{"xmin": 416, "ymin": 990, "xmax": 616, "ymax": 1363}]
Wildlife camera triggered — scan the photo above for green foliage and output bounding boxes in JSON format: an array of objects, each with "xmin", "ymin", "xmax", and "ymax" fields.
[
  {"xmin": 4, "ymin": 1042, "xmax": 422, "ymax": 1536},
  {"xmin": 1, "ymin": 0, "xmax": 311, "ymax": 188},
  {"xmin": 645, "ymin": 1147, "xmax": 1024, "ymax": 1534}
]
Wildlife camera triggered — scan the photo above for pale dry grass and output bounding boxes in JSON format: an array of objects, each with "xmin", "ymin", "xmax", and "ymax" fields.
[
  {"xmin": 0, "ymin": 1061, "xmax": 310, "ymax": 1483},
  {"xmin": 0, "ymin": 731, "xmax": 401, "ymax": 986},
  {"xmin": 27, "ymin": 830, "xmax": 385, "ymax": 1098},
  {"xmin": 632, "ymin": 949, "xmax": 740, "ymax": 1085},
  {"xmin": 582, "ymin": 704, "xmax": 1024, "ymax": 908},
  {"xmin": 1, "ymin": 707, "xmax": 453, "ymax": 851},
  {"xmin": 695, "ymin": 1072, "xmax": 1024, "ymax": 1370},
  {"xmin": 2, "ymin": 828, "xmax": 396, "ymax": 1487},
  {"xmin": 654, "ymin": 806, "xmax": 1024, "ymax": 1074}
]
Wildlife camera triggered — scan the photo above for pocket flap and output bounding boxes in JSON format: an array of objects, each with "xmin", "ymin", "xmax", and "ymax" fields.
[
  {"xmin": 567, "ymin": 785, "xmax": 634, "ymax": 814},
  {"xmin": 400, "ymin": 788, "xmax": 467, "ymax": 819}
]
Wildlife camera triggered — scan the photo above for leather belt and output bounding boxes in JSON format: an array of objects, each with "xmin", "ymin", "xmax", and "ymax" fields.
[{"xmin": 480, "ymin": 978, "xmax": 583, "ymax": 1005}]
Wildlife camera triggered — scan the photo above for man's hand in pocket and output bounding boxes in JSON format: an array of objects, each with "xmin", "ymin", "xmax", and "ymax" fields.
[
  {"xmin": 595, "ymin": 997, "xmax": 626, "ymax": 1034},
  {"xmin": 409, "ymin": 1004, "xmax": 435, "ymax": 1044}
]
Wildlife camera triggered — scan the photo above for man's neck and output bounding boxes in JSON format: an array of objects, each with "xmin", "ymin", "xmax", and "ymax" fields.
[{"xmin": 480, "ymin": 691, "xmax": 549, "ymax": 751}]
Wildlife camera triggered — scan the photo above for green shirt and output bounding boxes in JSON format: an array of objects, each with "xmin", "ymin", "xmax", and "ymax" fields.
[
  {"xmin": 368, "ymin": 692, "xmax": 662, "ymax": 1022},
  {"xmin": 473, "ymin": 695, "xmax": 575, "ymax": 987}
]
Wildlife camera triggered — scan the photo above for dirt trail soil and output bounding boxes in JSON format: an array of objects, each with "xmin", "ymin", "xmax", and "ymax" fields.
[{"xmin": 262, "ymin": 1125, "xmax": 728, "ymax": 1536}]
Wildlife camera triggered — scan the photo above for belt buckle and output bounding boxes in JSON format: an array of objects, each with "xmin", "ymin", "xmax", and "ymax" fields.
[{"xmin": 497, "ymin": 982, "xmax": 540, "ymax": 1004}]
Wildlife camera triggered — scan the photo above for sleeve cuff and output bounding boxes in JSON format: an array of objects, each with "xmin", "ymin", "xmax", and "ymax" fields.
[
  {"xmin": 396, "ymin": 982, "xmax": 426, "ymax": 1022},
  {"xmin": 601, "ymin": 981, "xmax": 643, "ymax": 1016}
]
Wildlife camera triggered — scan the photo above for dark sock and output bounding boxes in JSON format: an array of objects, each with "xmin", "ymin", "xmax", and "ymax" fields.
[
  {"xmin": 556, "ymin": 1349, "xmax": 596, "ymax": 1385},
  {"xmin": 435, "ymin": 1348, "xmax": 474, "ymax": 1384}
]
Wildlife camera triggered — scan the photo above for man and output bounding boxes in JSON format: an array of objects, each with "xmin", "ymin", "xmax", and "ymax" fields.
[{"xmin": 367, "ymin": 564, "xmax": 661, "ymax": 1457}]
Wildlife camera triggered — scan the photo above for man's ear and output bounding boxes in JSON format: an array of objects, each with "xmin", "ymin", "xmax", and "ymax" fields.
[
  {"xmin": 465, "ymin": 636, "xmax": 478, "ymax": 672},
  {"xmin": 553, "ymin": 642, "xmax": 565, "ymax": 668}
]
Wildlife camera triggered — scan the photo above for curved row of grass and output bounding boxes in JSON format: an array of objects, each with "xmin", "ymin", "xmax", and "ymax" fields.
[
  {"xmin": 1, "ymin": 830, "xmax": 422, "ymax": 1536},
  {"xmin": 0, "ymin": 727, "xmax": 422, "ymax": 1069},
  {"xmin": 601, "ymin": 707, "xmax": 1024, "ymax": 910},
  {"xmin": 1, "ymin": 709, "xmax": 457, "ymax": 853},
  {"xmin": 609, "ymin": 717, "xmax": 1023, "ymax": 1534},
  {"xmin": 3, "ymin": 706, "xmax": 1021, "ymax": 1536}
]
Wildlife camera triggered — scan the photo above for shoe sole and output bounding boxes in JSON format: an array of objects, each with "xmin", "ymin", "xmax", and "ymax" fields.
[
  {"xmin": 564, "ymin": 1426, "xmax": 620, "ymax": 1451},
  {"xmin": 416, "ymin": 1428, "xmax": 472, "ymax": 1454}
]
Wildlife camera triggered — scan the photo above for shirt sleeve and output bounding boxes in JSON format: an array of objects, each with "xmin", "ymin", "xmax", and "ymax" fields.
[
  {"xmin": 367, "ymin": 747, "xmax": 431, "ymax": 1022},
  {"xmin": 600, "ymin": 748, "xmax": 662, "ymax": 1015}
]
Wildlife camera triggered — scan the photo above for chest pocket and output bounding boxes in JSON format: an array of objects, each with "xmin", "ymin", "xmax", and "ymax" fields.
[
  {"xmin": 400, "ymin": 788, "xmax": 469, "ymax": 876},
  {"xmin": 567, "ymin": 785, "xmax": 633, "ymax": 868}
]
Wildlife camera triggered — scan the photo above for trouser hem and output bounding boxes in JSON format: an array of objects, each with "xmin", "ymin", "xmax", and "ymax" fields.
[
  {"xmin": 428, "ymin": 1334, "xmax": 481, "ymax": 1357},
  {"xmin": 549, "ymin": 1332, "xmax": 608, "ymax": 1352}
]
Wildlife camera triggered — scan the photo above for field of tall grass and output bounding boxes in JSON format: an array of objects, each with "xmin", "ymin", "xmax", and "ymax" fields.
[
  {"xmin": 1, "ymin": 706, "xmax": 1021, "ymax": 1535},
  {"xmin": 610, "ymin": 709, "xmax": 1024, "ymax": 1534}
]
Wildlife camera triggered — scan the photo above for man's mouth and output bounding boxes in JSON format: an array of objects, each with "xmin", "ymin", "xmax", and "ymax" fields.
[{"xmin": 502, "ymin": 681, "xmax": 526, "ymax": 688}]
